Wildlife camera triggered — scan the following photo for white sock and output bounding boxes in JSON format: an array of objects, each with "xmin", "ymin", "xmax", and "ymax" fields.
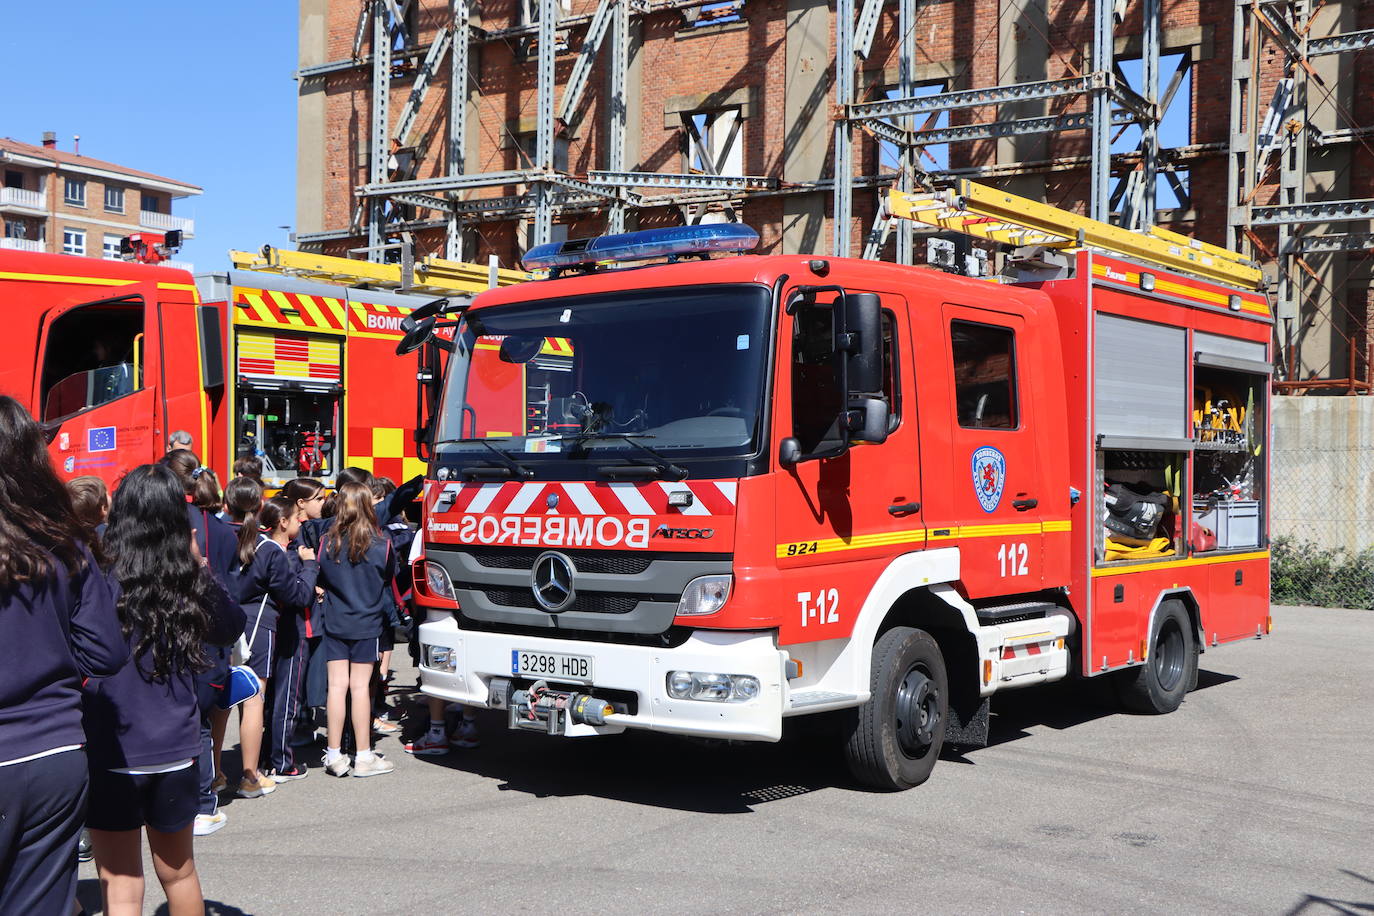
[
  {"xmin": 356, "ymin": 749, "xmax": 375, "ymax": 762},
  {"xmin": 324, "ymin": 747, "xmax": 342, "ymax": 764},
  {"xmin": 427, "ymin": 720, "xmax": 446, "ymax": 737}
]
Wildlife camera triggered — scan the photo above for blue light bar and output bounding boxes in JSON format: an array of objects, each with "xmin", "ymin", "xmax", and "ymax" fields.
[{"xmin": 522, "ymin": 224, "xmax": 759, "ymax": 271}]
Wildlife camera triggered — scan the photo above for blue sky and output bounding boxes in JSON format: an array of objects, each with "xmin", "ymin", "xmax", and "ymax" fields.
[{"xmin": 2, "ymin": 4, "xmax": 299, "ymax": 268}]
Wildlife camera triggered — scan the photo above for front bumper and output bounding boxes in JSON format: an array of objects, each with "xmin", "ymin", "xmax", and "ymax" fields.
[{"xmin": 417, "ymin": 614, "xmax": 786, "ymax": 741}]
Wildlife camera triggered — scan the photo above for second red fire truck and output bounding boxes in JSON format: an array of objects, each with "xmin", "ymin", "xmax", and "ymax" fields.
[{"xmin": 402, "ymin": 182, "xmax": 1272, "ymax": 790}]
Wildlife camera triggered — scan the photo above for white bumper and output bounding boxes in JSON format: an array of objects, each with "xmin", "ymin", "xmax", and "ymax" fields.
[{"xmin": 416, "ymin": 614, "xmax": 787, "ymax": 741}]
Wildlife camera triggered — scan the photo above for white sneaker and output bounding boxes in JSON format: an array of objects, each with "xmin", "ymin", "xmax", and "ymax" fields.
[
  {"xmin": 351, "ymin": 752, "xmax": 395, "ymax": 777},
  {"xmin": 193, "ymin": 812, "xmax": 227, "ymax": 836},
  {"xmin": 450, "ymin": 719, "xmax": 480, "ymax": 749},
  {"xmin": 324, "ymin": 754, "xmax": 352, "ymax": 777}
]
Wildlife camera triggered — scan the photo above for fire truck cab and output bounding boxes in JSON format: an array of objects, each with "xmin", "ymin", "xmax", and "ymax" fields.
[{"xmin": 409, "ymin": 217, "xmax": 1271, "ymax": 790}]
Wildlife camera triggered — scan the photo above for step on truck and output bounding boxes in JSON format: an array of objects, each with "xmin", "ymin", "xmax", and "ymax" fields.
[{"xmin": 404, "ymin": 194, "xmax": 1272, "ymax": 790}]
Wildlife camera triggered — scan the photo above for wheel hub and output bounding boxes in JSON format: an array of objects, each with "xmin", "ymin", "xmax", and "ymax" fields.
[{"xmin": 894, "ymin": 666, "xmax": 941, "ymax": 758}]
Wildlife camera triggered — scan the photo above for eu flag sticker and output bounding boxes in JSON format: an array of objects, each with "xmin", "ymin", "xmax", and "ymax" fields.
[{"xmin": 88, "ymin": 426, "xmax": 117, "ymax": 453}]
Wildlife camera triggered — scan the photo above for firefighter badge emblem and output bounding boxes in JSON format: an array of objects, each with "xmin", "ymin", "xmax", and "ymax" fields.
[{"xmin": 971, "ymin": 446, "xmax": 1006, "ymax": 513}]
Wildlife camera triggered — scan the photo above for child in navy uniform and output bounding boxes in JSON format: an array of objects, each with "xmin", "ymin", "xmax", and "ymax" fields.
[
  {"xmin": 84, "ymin": 464, "xmax": 245, "ymax": 916},
  {"xmin": 318, "ymin": 482, "xmax": 397, "ymax": 777},
  {"xmin": 0, "ymin": 397, "xmax": 126, "ymax": 914},
  {"xmin": 237, "ymin": 496, "xmax": 320, "ymax": 783},
  {"xmin": 161, "ymin": 451, "xmax": 240, "ymax": 837}
]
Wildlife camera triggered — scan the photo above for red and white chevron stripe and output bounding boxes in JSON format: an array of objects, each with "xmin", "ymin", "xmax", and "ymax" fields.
[
  {"xmin": 1000, "ymin": 641, "xmax": 1045, "ymax": 660},
  {"xmin": 429, "ymin": 479, "xmax": 738, "ymax": 517}
]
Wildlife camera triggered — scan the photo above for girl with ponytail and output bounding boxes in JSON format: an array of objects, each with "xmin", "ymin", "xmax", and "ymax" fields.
[{"xmin": 234, "ymin": 496, "xmax": 319, "ymax": 795}]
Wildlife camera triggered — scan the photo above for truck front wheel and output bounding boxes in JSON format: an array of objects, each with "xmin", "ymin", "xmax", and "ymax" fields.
[
  {"xmin": 1114, "ymin": 599, "xmax": 1197, "ymax": 714},
  {"xmin": 843, "ymin": 626, "xmax": 949, "ymax": 791}
]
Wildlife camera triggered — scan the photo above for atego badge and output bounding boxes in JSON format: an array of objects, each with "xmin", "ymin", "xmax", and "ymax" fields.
[{"xmin": 971, "ymin": 445, "xmax": 1006, "ymax": 513}]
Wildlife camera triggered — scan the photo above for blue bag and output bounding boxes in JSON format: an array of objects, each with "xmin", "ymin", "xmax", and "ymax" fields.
[{"xmin": 216, "ymin": 664, "xmax": 262, "ymax": 709}]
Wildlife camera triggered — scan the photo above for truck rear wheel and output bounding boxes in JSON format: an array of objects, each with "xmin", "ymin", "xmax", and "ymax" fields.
[
  {"xmin": 843, "ymin": 626, "xmax": 948, "ymax": 791},
  {"xmin": 1115, "ymin": 599, "xmax": 1197, "ymax": 714}
]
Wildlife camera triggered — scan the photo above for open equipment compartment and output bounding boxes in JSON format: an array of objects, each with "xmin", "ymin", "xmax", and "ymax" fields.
[
  {"xmin": 1093, "ymin": 310, "xmax": 1192, "ymax": 565},
  {"xmin": 1191, "ymin": 332, "xmax": 1268, "ymax": 552}
]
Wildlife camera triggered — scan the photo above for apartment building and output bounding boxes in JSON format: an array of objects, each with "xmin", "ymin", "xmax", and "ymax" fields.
[{"xmin": 0, "ymin": 132, "xmax": 200, "ymax": 266}]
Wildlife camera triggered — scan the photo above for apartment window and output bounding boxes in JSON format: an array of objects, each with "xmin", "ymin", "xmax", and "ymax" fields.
[
  {"xmin": 141, "ymin": 193, "xmax": 163, "ymax": 214},
  {"xmin": 515, "ymin": 133, "xmax": 570, "ymax": 172},
  {"xmin": 103, "ymin": 234, "xmax": 123, "ymax": 260},
  {"xmin": 64, "ymin": 178, "xmax": 86, "ymax": 207},
  {"xmin": 683, "ymin": 109, "xmax": 743, "ymax": 177},
  {"xmin": 4, "ymin": 219, "xmax": 28, "ymax": 239},
  {"xmin": 104, "ymin": 186, "xmax": 125, "ymax": 213},
  {"xmin": 62, "ymin": 228, "xmax": 86, "ymax": 256},
  {"xmin": 3, "ymin": 170, "xmax": 23, "ymax": 189}
]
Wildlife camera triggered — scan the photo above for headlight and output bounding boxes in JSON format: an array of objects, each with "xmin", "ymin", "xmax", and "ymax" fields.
[
  {"xmin": 421, "ymin": 644, "xmax": 458, "ymax": 672},
  {"xmin": 665, "ymin": 671, "xmax": 760, "ymax": 702},
  {"xmin": 677, "ymin": 574, "xmax": 731, "ymax": 616},
  {"xmin": 426, "ymin": 561, "xmax": 456, "ymax": 600}
]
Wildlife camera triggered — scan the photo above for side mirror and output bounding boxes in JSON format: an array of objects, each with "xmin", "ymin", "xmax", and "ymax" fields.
[
  {"xmin": 845, "ymin": 397, "xmax": 890, "ymax": 445},
  {"xmin": 395, "ymin": 314, "xmax": 437, "ymax": 355},
  {"xmin": 840, "ymin": 292, "xmax": 883, "ymax": 394},
  {"xmin": 779, "ymin": 437, "xmax": 802, "ymax": 468}
]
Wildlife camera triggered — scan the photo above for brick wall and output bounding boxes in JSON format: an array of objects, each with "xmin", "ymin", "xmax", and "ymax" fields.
[{"xmin": 310, "ymin": 0, "xmax": 1370, "ymax": 282}]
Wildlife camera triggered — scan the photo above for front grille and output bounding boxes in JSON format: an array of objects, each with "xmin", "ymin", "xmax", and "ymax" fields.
[
  {"xmin": 462, "ymin": 546, "xmax": 655, "ymax": 575},
  {"xmin": 459, "ymin": 584, "xmax": 674, "ymax": 615}
]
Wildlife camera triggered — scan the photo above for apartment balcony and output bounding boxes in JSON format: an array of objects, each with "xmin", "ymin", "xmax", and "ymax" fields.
[
  {"xmin": 155, "ymin": 259, "xmax": 195, "ymax": 272},
  {"xmin": 0, "ymin": 237, "xmax": 43, "ymax": 252},
  {"xmin": 0, "ymin": 186, "xmax": 46, "ymax": 214},
  {"xmin": 139, "ymin": 210, "xmax": 195, "ymax": 237}
]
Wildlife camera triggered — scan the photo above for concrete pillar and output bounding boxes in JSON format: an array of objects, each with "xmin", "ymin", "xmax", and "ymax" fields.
[
  {"xmin": 781, "ymin": 0, "xmax": 829, "ymax": 255},
  {"xmin": 296, "ymin": 0, "xmax": 329, "ymax": 237},
  {"xmin": 996, "ymin": 0, "xmax": 1048, "ymax": 201}
]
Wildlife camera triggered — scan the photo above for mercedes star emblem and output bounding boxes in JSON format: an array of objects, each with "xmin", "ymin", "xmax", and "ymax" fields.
[{"xmin": 531, "ymin": 551, "xmax": 575, "ymax": 612}]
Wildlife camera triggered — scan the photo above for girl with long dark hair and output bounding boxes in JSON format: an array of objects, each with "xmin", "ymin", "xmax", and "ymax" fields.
[
  {"xmin": 0, "ymin": 396, "xmax": 126, "ymax": 913},
  {"xmin": 234, "ymin": 496, "xmax": 319, "ymax": 793},
  {"xmin": 318, "ymin": 482, "xmax": 397, "ymax": 778},
  {"xmin": 85, "ymin": 464, "xmax": 244, "ymax": 916},
  {"xmin": 160, "ymin": 451, "xmax": 239, "ymax": 836}
]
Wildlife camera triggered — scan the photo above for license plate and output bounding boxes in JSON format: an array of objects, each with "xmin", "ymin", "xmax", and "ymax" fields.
[{"xmin": 512, "ymin": 649, "xmax": 594, "ymax": 684}]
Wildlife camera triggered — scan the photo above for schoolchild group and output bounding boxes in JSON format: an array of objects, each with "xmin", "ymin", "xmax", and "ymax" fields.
[{"xmin": 0, "ymin": 397, "xmax": 468, "ymax": 916}]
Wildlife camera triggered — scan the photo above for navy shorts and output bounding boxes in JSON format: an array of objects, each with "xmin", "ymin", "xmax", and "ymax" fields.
[
  {"xmin": 86, "ymin": 764, "xmax": 199, "ymax": 834},
  {"xmin": 242, "ymin": 627, "xmax": 275, "ymax": 681},
  {"xmin": 322, "ymin": 634, "xmax": 380, "ymax": 664}
]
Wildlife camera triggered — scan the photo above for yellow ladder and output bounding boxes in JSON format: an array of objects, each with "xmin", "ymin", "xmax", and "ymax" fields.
[
  {"xmin": 888, "ymin": 181, "xmax": 1263, "ymax": 290},
  {"xmin": 229, "ymin": 246, "xmax": 528, "ymax": 296}
]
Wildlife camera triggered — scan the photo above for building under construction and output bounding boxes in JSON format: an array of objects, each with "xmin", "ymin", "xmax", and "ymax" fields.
[{"xmin": 294, "ymin": 0, "xmax": 1373, "ymax": 387}]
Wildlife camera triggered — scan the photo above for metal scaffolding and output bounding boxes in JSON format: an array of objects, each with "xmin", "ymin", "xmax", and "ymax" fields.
[
  {"xmin": 1226, "ymin": 0, "xmax": 1374, "ymax": 384},
  {"xmin": 298, "ymin": 0, "xmax": 1371, "ymax": 383}
]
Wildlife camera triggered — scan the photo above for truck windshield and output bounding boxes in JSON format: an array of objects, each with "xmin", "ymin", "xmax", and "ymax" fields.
[{"xmin": 433, "ymin": 284, "xmax": 772, "ymax": 464}]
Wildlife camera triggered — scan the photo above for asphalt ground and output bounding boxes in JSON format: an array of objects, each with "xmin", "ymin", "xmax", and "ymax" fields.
[{"xmin": 76, "ymin": 604, "xmax": 1373, "ymax": 915}]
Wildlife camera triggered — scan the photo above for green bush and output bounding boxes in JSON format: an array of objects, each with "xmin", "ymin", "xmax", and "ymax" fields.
[{"xmin": 1271, "ymin": 536, "xmax": 1374, "ymax": 609}]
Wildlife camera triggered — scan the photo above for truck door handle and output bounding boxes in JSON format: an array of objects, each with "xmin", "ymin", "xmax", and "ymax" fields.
[
  {"xmin": 888, "ymin": 501, "xmax": 921, "ymax": 516},
  {"xmin": 1012, "ymin": 498, "xmax": 1038, "ymax": 511}
]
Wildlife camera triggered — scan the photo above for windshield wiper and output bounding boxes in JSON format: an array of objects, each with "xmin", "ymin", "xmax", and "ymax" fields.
[
  {"xmin": 433, "ymin": 438, "xmax": 534, "ymax": 479},
  {"xmin": 564, "ymin": 433, "xmax": 688, "ymax": 481}
]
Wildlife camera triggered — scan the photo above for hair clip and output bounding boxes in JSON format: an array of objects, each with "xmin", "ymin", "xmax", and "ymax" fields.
[{"xmin": 191, "ymin": 467, "xmax": 208, "ymax": 480}]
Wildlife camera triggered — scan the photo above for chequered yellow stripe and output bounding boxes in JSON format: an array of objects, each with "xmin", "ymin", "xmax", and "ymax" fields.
[
  {"xmin": 240, "ymin": 292, "xmax": 274, "ymax": 323},
  {"xmin": 776, "ymin": 519, "xmax": 1071, "ymax": 559},
  {"xmin": 1090, "ymin": 549, "xmax": 1269, "ymax": 577}
]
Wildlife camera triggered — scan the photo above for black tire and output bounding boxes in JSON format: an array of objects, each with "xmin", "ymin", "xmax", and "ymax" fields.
[
  {"xmin": 1115, "ymin": 600, "xmax": 1198, "ymax": 714},
  {"xmin": 842, "ymin": 626, "xmax": 949, "ymax": 791}
]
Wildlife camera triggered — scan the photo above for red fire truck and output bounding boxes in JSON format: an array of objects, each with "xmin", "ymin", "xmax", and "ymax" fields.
[
  {"xmin": 406, "ymin": 185, "xmax": 1272, "ymax": 790},
  {"xmin": 0, "ymin": 245, "xmax": 518, "ymax": 488}
]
